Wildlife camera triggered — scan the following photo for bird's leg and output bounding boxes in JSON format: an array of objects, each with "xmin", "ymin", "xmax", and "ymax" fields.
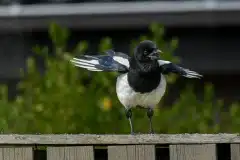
[
  {"xmin": 147, "ymin": 108, "xmax": 154, "ymax": 134},
  {"xmin": 125, "ymin": 108, "xmax": 134, "ymax": 135}
]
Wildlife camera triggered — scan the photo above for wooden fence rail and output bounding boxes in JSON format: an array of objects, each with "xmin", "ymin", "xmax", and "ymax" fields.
[{"xmin": 0, "ymin": 134, "xmax": 239, "ymax": 160}]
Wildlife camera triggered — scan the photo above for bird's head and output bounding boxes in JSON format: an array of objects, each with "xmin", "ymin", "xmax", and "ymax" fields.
[{"xmin": 134, "ymin": 40, "xmax": 162, "ymax": 62}]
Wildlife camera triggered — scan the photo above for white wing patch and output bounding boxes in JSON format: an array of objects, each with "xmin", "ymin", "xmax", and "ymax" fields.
[
  {"xmin": 158, "ymin": 60, "xmax": 171, "ymax": 66},
  {"xmin": 180, "ymin": 67, "xmax": 203, "ymax": 79},
  {"xmin": 70, "ymin": 58, "xmax": 103, "ymax": 71},
  {"xmin": 72, "ymin": 58, "xmax": 99, "ymax": 65},
  {"xmin": 113, "ymin": 56, "xmax": 130, "ymax": 68}
]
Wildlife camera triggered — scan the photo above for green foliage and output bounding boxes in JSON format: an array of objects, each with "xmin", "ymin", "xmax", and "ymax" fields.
[{"xmin": 0, "ymin": 23, "xmax": 238, "ymax": 134}]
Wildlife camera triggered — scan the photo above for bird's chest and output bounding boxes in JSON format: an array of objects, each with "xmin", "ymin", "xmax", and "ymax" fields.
[
  {"xmin": 127, "ymin": 66, "xmax": 161, "ymax": 93},
  {"xmin": 116, "ymin": 73, "xmax": 166, "ymax": 108}
]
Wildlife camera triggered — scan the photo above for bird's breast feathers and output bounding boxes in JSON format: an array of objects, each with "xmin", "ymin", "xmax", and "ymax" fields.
[{"xmin": 116, "ymin": 73, "xmax": 166, "ymax": 108}]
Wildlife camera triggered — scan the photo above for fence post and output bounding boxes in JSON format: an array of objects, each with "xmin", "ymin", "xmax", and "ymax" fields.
[
  {"xmin": 170, "ymin": 144, "xmax": 216, "ymax": 160},
  {"xmin": 47, "ymin": 146, "xmax": 94, "ymax": 160},
  {"xmin": 108, "ymin": 145, "xmax": 155, "ymax": 160}
]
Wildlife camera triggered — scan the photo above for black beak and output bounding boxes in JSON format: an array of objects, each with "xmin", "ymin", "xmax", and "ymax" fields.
[{"xmin": 148, "ymin": 49, "xmax": 162, "ymax": 60}]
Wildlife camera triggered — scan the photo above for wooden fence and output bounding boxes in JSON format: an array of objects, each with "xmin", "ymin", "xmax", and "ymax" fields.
[{"xmin": 0, "ymin": 134, "xmax": 239, "ymax": 160}]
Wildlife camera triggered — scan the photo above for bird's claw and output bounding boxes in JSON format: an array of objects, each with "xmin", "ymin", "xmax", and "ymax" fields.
[{"xmin": 130, "ymin": 132, "xmax": 135, "ymax": 135}]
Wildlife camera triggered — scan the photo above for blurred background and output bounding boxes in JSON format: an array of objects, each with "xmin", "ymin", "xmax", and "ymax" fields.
[{"xmin": 0, "ymin": 0, "xmax": 239, "ymax": 136}]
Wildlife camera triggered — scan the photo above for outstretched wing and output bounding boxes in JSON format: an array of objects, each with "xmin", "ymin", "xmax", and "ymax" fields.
[
  {"xmin": 158, "ymin": 60, "xmax": 203, "ymax": 79},
  {"xmin": 178, "ymin": 67, "xmax": 203, "ymax": 79},
  {"xmin": 70, "ymin": 49, "xmax": 130, "ymax": 73}
]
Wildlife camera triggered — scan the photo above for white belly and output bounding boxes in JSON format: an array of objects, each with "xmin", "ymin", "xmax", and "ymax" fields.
[{"xmin": 116, "ymin": 73, "xmax": 167, "ymax": 109}]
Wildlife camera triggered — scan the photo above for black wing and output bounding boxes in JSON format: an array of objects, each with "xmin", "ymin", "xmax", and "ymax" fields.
[
  {"xmin": 70, "ymin": 49, "xmax": 130, "ymax": 73},
  {"xmin": 158, "ymin": 60, "xmax": 203, "ymax": 79}
]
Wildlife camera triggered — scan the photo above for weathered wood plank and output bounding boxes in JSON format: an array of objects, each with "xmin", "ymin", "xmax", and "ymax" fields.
[
  {"xmin": 0, "ymin": 134, "xmax": 237, "ymax": 144},
  {"xmin": 231, "ymin": 144, "xmax": 240, "ymax": 160},
  {"xmin": 47, "ymin": 146, "xmax": 94, "ymax": 160},
  {"xmin": 170, "ymin": 144, "xmax": 216, "ymax": 160},
  {"xmin": 108, "ymin": 145, "xmax": 155, "ymax": 160},
  {"xmin": 0, "ymin": 147, "xmax": 33, "ymax": 160}
]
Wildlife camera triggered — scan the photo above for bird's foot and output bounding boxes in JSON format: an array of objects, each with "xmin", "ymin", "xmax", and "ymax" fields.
[
  {"xmin": 130, "ymin": 132, "xmax": 144, "ymax": 135},
  {"xmin": 130, "ymin": 131, "xmax": 135, "ymax": 135}
]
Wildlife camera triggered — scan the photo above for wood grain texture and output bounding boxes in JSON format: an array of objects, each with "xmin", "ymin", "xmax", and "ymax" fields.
[
  {"xmin": 231, "ymin": 144, "xmax": 240, "ymax": 160},
  {"xmin": 170, "ymin": 144, "xmax": 216, "ymax": 160},
  {"xmin": 0, "ymin": 147, "xmax": 33, "ymax": 160},
  {"xmin": 47, "ymin": 146, "xmax": 94, "ymax": 160},
  {"xmin": 108, "ymin": 145, "xmax": 155, "ymax": 160},
  {"xmin": 0, "ymin": 134, "xmax": 237, "ymax": 144}
]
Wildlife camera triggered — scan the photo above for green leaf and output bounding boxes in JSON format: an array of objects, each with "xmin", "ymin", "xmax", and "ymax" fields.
[
  {"xmin": 73, "ymin": 41, "xmax": 88, "ymax": 55},
  {"xmin": 48, "ymin": 22, "xmax": 69, "ymax": 48},
  {"xmin": 99, "ymin": 37, "xmax": 112, "ymax": 52}
]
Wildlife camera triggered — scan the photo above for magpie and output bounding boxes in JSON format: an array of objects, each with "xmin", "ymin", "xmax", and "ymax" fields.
[{"xmin": 70, "ymin": 40, "xmax": 202, "ymax": 134}]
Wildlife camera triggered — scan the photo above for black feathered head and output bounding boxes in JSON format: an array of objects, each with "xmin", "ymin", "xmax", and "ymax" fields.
[{"xmin": 134, "ymin": 40, "xmax": 162, "ymax": 62}]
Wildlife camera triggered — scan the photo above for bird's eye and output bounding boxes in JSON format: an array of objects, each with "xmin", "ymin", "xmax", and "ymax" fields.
[{"xmin": 144, "ymin": 50, "xmax": 148, "ymax": 55}]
